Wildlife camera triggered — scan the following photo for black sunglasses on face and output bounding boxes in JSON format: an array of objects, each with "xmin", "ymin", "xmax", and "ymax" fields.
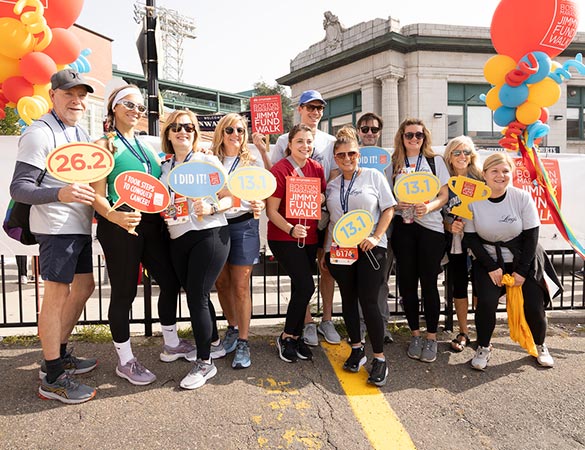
[
  {"xmin": 334, "ymin": 151, "xmax": 359, "ymax": 160},
  {"xmin": 360, "ymin": 126, "xmax": 380, "ymax": 134},
  {"xmin": 403, "ymin": 131, "xmax": 425, "ymax": 140},
  {"xmin": 225, "ymin": 126, "xmax": 245, "ymax": 135},
  {"xmin": 303, "ymin": 104, "xmax": 325, "ymax": 113},
  {"xmin": 452, "ymin": 149, "xmax": 472, "ymax": 157},
  {"xmin": 117, "ymin": 100, "xmax": 147, "ymax": 114},
  {"xmin": 169, "ymin": 123, "xmax": 196, "ymax": 133}
]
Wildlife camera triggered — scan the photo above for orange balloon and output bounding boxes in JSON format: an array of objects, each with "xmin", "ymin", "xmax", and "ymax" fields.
[
  {"xmin": 33, "ymin": 83, "xmax": 52, "ymax": 109},
  {"xmin": 0, "ymin": 53, "xmax": 20, "ymax": 83},
  {"xmin": 0, "ymin": 18, "xmax": 35, "ymax": 59},
  {"xmin": 42, "ymin": 28, "xmax": 82, "ymax": 65},
  {"xmin": 516, "ymin": 102, "xmax": 541, "ymax": 125},
  {"xmin": 491, "ymin": 0, "xmax": 579, "ymax": 61},
  {"xmin": 484, "ymin": 55, "xmax": 517, "ymax": 86},
  {"xmin": 485, "ymin": 85, "xmax": 503, "ymax": 111},
  {"xmin": 43, "ymin": 0, "xmax": 84, "ymax": 29},
  {"xmin": 3, "ymin": 76, "xmax": 34, "ymax": 103},
  {"xmin": 527, "ymin": 77, "xmax": 561, "ymax": 107}
]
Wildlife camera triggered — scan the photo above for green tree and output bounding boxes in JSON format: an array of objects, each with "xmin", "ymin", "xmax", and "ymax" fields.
[
  {"xmin": 0, "ymin": 108, "xmax": 22, "ymax": 136},
  {"xmin": 248, "ymin": 81, "xmax": 293, "ymax": 144}
]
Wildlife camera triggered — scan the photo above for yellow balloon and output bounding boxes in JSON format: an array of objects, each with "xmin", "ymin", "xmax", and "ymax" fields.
[
  {"xmin": 17, "ymin": 95, "xmax": 49, "ymax": 125},
  {"xmin": 33, "ymin": 83, "xmax": 52, "ymax": 109},
  {"xmin": 516, "ymin": 101, "xmax": 541, "ymax": 125},
  {"xmin": 484, "ymin": 55, "xmax": 517, "ymax": 86},
  {"xmin": 0, "ymin": 18, "xmax": 35, "ymax": 59},
  {"xmin": 485, "ymin": 85, "xmax": 503, "ymax": 111},
  {"xmin": 0, "ymin": 53, "xmax": 20, "ymax": 83},
  {"xmin": 527, "ymin": 77, "xmax": 561, "ymax": 107}
]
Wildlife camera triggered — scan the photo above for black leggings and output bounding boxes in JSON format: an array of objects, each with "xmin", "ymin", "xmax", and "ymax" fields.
[
  {"xmin": 473, "ymin": 262, "xmax": 547, "ymax": 347},
  {"xmin": 391, "ymin": 218, "xmax": 445, "ymax": 334},
  {"xmin": 327, "ymin": 247, "xmax": 386, "ymax": 353},
  {"xmin": 447, "ymin": 251, "xmax": 470, "ymax": 299},
  {"xmin": 170, "ymin": 226, "xmax": 230, "ymax": 360},
  {"xmin": 97, "ymin": 213, "xmax": 181, "ymax": 343},
  {"xmin": 268, "ymin": 240, "xmax": 318, "ymax": 337}
]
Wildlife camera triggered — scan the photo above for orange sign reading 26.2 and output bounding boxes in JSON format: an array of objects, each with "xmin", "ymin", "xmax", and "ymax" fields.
[{"xmin": 47, "ymin": 143, "xmax": 114, "ymax": 184}]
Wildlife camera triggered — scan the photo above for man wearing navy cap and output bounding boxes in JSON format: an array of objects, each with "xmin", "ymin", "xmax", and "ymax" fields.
[
  {"xmin": 10, "ymin": 68, "xmax": 97, "ymax": 404},
  {"xmin": 253, "ymin": 89, "xmax": 341, "ymax": 347}
]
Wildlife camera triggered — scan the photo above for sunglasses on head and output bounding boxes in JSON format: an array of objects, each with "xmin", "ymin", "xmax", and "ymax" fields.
[
  {"xmin": 303, "ymin": 104, "xmax": 325, "ymax": 113},
  {"xmin": 169, "ymin": 123, "xmax": 196, "ymax": 133},
  {"xmin": 452, "ymin": 149, "xmax": 472, "ymax": 157},
  {"xmin": 403, "ymin": 131, "xmax": 425, "ymax": 140},
  {"xmin": 334, "ymin": 151, "xmax": 359, "ymax": 160},
  {"xmin": 224, "ymin": 126, "xmax": 245, "ymax": 135},
  {"xmin": 117, "ymin": 100, "xmax": 147, "ymax": 114},
  {"xmin": 360, "ymin": 126, "xmax": 380, "ymax": 134}
]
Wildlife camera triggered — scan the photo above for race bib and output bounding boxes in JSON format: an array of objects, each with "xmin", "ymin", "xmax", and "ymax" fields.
[
  {"xmin": 162, "ymin": 195, "xmax": 190, "ymax": 225},
  {"xmin": 329, "ymin": 241, "xmax": 358, "ymax": 265}
]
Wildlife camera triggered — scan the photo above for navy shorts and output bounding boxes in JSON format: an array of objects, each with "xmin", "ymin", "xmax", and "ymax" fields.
[
  {"xmin": 36, "ymin": 234, "xmax": 93, "ymax": 283},
  {"xmin": 227, "ymin": 215, "xmax": 260, "ymax": 266}
]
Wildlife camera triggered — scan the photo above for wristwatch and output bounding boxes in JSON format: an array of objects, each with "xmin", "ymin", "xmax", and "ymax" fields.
[{"xmin": 211, "ymin": 204, "xmax": 219, "ymax": 215}]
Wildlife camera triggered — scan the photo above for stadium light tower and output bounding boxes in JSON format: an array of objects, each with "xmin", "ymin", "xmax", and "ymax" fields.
[{"xmin": 133, "ymin": 1, "xmax": 196, "ymax": 82}]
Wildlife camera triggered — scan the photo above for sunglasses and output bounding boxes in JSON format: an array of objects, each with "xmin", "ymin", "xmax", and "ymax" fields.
[
  {"xmin": 117, "ymin": 100, "xmax": 147, "ymax": 114},
  {"xmin": 303, "ymin": 104, "xmax": 325, "ymax": 113},
  {"xmin": 225, "ymin": 126, "xmax": 245, "ymax": 135},
  {"xmin": 169, "ymin": 123, "xmax": 196, "ymax": 133},
  {"xmin": 360, "ymin": 126, "xmax": 380, "ymax": 134},
  {"xmin": 334, "ymin": 151, "xmax": 359, "ymax": 160},
  {"xmin": 403, "ymin": 131, "xmax": 425, "ymax": 140},
  {"xmin": 452, "ymin": 149, "xmax": 472, "ymax": 157}
]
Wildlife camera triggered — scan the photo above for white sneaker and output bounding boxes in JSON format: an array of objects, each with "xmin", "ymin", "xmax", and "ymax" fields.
[
  {"xmin": 471, "ymin": 345, "xmax": 492, "ymax": 371},
  {"xmin": 536, "ymin": 343, "xmax": 554, "ymax": 367},
  {"xmin": 20, "ymin": 276, "xmax": 28, "ymax": 285},
  {"xmin": 180, "ymin": 359, "xmax": 217, "ymax": 390}
]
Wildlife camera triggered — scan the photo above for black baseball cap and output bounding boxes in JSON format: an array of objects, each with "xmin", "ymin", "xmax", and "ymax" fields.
[{"xmin": 50, "ymin": 68, "xmax": 94, "ymax": 93}]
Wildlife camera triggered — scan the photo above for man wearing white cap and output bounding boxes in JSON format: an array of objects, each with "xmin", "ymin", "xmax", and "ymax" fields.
[{"xmin": 9, "ymin": 68, "xmax": 97, "ymax": 404}]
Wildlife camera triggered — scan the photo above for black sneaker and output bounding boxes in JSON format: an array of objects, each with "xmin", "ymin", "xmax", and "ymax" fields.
[
  {"xmin": 296, "ymin": 338, "xmax": 313, "ymax": 361},
  {"xmin": 343, "ymin": 346, "xmax": 366, "ymax": 372},
  {"xmin": 367, "ymin": 358, "xmax": 388, "ymax": 387},
  {"xmin": 276, "ymin": 335, "xmax": 298, "ymax": 363}
]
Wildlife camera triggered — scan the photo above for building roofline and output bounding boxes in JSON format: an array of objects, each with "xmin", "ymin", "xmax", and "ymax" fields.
[{"xmin": 73, "ymin": 23, "xmax": 113, "ymax": 42}]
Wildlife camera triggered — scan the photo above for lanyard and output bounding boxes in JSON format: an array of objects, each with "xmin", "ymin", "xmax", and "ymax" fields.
[
  {"xmin": 51, "ymin": 110, "xmax": 81, "ymax": 143},
  {"xmin": 286, "ymin": 156, "xmax": 305, "ymax": 177},
  {"xmin": 115, "ymin": 128, "xmax": 152, "ymax": 174},
  {"xmin": 227, "ymin": 156, "xmax": 240, "ymax": 174},
  {"xmin": 339, "ymin": 169, "xmax": 358, "ymax": 214},
  {"xmin": 404, "ymin": 151, "xmax": 423, "ymax": 172},
  {"xmin": 169, "ymin": 151, "xmax": 194, "ymax": 204}
]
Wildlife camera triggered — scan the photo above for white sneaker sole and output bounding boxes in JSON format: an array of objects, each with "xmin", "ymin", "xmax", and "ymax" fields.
[
  {"xmin": 159, "ymin": 352, "xmax": 189, "ymax": 363},
  {"xmin": 317, "ymin": 327, "xmax": 341, "ymax": 345},
  {"xmin": 116, "ymin": 367, "xmax": 156, "ymax": 386},
  {"xmin": 180, "ymin": 365, "xmax": 217, "ymax": 390}
]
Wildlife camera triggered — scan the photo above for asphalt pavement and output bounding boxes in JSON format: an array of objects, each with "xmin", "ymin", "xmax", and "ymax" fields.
[{"xmin": 0, "ymin": 317, "xmax": 584, "ymax": 450}]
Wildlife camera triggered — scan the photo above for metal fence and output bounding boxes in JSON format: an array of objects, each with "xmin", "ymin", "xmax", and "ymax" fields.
[{"xmin": 1, "ymin": 250, "xmax": 584, "ymax": 335}]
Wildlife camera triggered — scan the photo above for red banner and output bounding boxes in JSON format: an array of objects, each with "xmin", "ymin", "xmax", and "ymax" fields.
[{"xmin": 250, "ymin": 95, "xmax": 283, "ymax": 134}]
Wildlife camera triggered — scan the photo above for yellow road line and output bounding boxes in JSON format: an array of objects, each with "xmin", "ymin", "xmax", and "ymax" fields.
[{"xmin": 321, "ymin": 342, "xmax": 416, "ymax": 450}]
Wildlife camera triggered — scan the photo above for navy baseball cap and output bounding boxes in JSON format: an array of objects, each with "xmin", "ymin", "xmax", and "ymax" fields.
[{"xmin": 298, "ymin": 90, "xmax": 326, "ymax": 106}]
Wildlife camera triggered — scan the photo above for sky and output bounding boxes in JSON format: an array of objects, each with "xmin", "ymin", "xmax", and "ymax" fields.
[{"xmin": 77, "ymin": 0, "xmax": 585, "ymax": 94}]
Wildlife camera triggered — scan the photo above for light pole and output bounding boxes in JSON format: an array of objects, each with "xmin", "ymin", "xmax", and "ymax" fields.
[{"xmin": 145, "ymin": 0, "xmax": 159, "ymax": 136}]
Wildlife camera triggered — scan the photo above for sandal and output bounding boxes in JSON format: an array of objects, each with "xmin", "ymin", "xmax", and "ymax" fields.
[{"xmin": 450, "ymin": 333, "xmax": 470, "ymax": 352}]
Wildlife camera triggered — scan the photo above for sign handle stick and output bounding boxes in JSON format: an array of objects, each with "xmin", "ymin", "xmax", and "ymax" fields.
[
  {"xmin": 265, "ymin": 134, "xmax": 270, "ymax": 153},
  {"xmin": 365, "ymin": 249, "xmax": 381, "ymax": 270}
]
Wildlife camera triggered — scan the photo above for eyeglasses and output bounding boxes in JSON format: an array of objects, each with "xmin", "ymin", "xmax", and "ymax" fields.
[
  {"xmin": 117, "ymin": 100, "xmax": 147, "ymax": 114},
  {"xmin": 303, "ymin": 104, "xmax": 325, "ymax": 113},
  {"xmin": 403, "ymin": 131, "xmax": 425, "ymax": 140},
  {"xmin": 334, "ymin": 151, "xmax": 359, "ymax": 160},
  {"xmin": 224, "ymin": 126, "xmax": 245, "ymax": 135},
  {"xmin": 169, "ymin": 123, "xmax": 196, "ymax": 133},
  {"xmin": 360, "ymin": 126, "xmax": 380, "ymax": 134},
  {"xmin": 452, "ymin": 149, "xmax": 472, "ymax": 157}
]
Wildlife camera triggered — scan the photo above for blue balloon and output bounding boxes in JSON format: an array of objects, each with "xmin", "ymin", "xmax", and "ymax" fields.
[
  {"xmin": 499, "ymin": 83, "xmax": 529, "ymax": 108},
  {"xmin": 526, "ymin": 121, "xmax": 550, "ymax": 148},
  {"xmin": 494, "ymin": 106, "xmax": 517, "ymax": 127},
  {"xmin": 520, "ymin": 51, "xmax": 552, "ymax": 85}
]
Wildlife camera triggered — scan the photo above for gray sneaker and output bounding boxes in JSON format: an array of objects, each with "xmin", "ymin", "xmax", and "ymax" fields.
[
  {"xmin": 160, "ymin": 339, "xmax": 196, "ymax": 363},
  {"xmin": 38, "ymin": 372, "xmax": 96, "ymax": 404},
  {"xmin": 180, "ymin": 359, "xmax": 217, "ymax": 390},
  {"xmin": 39, "ymin": 350, "xmax": 97, "ymax": 379},
  {"xmin": 116, "ymin": 358, "xmax": 156, "ymax": 386},
  {"xmin": 185, "ymin": 340, "xmax": 226, "ymax": 361},
  {"xmin": 232, "ymin": 340, "xmax": 251, "ymax": 369},
  {"xmin": 223, "ymin": 328, "xmax": 239, "ymax": 354},
  {"xmin": 317, "ymin": 320, "xmax": 341, "ymax": 344},
  {"xmin": 420, "ymin": 339, "xmax": 438, "ymax": 363},
  {"xmin": 407, "ymin": 336, "xmax": 424, "ymax": 360},
  {"xmin": 303, "ymin": 323, "xmax": 319, "ymax": 346}
]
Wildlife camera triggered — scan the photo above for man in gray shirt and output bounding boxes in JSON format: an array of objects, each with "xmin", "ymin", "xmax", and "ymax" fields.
[{"xmin": 10, "ymin": 69, "xmax": 98, "ymax": 404}]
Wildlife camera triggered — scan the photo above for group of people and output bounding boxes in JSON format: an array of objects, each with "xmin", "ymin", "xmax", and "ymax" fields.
[{"xmin": 9, "ymin": 69, "xmax": 557, "ymax": 404}]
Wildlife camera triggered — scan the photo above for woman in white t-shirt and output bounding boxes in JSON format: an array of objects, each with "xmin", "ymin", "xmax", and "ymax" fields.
[
  {"xmin": 464, "ymin": 152, "xmax": 555, "ymax": 370},
  {"xmin": 386, "ymin": 118, "xmax": 449, "ymax": 364},
  {"xmin": 324, "ymin": 126, "xmax": 395, "ymax": 387}
]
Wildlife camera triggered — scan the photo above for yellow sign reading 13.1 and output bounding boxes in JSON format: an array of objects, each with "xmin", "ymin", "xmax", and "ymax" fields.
[
  {"xmin": 393, "ymin": 172, "xmax": 441, "ymax": 204},
  {"xmin": 333, "ymin": 209, "xmax": 374, "ymax": 247},
  {"xmin": 228, "ymin": 166, "xmax": 277, "ymax": 218}
]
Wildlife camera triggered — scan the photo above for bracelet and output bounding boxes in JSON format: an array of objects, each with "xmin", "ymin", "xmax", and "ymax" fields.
[{"xmin": 288, "ymin": 224, "xmax": 295, "ymax": 237}]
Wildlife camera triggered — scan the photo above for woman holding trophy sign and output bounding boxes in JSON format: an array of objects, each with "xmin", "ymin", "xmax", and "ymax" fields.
[
  {"xmin": 386, "ymin": 118, "xmax": 450, "ymax": 364},
  {"xmin": 323, "ymin": 126, "xmax": 395, "ymax": 387}
]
